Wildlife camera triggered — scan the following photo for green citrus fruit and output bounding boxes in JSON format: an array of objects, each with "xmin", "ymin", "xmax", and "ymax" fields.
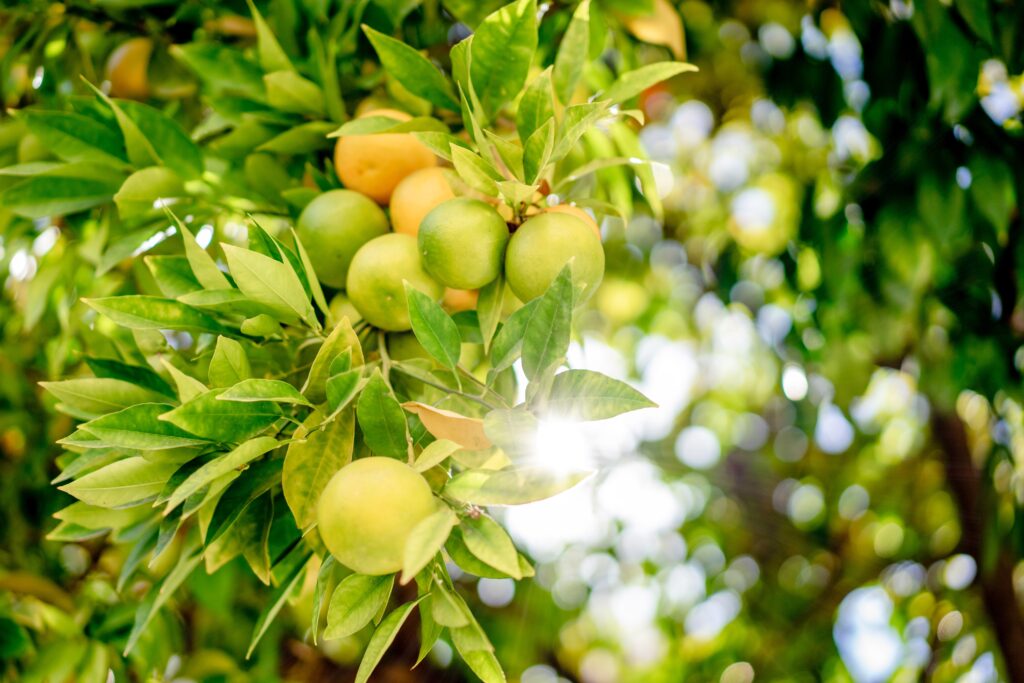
[
  {"xmin": 346, "ymin": 233, "xmax": 443, "ymax": 331},
  {"xmin": 296, "ymin": 189, "xmax": 389, "ymax": 289},
  {"xmin": 418, "ymin": 198, "xmax": 509, "ymax": 289},
  {"xmin": 387, "ymin": 332, "xmax": 429, "ymax": 361},
  {"xmin": 505, "ymin": 212, "xmax": 605, "ymax": 302},
  {"xmin": 317, "ymin": 457, "xmax": 436, "ymax": 575}
]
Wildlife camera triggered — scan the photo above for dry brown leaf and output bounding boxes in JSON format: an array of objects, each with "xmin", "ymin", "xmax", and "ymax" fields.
[{"xmin": 402, "ymin": 402, "xmax": 492, "ymax": 450}]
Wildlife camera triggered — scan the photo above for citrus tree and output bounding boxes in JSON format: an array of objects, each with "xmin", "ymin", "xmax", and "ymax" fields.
[{"xmin": 0, "ymin": 0, "xmax": 693, "ymax": 679}]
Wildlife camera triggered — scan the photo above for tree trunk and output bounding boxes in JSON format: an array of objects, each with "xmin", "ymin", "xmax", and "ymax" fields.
[{"xmin": 932, "ymin": 412, "xmax": 1024, "ymax": 681}]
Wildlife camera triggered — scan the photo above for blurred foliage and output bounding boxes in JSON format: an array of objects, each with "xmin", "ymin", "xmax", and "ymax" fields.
[{"xmin": 3, "ymin": 0, "xmax": 1024, "ymax": 682}]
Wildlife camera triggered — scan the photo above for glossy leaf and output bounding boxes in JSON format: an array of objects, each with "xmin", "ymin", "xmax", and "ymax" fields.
[
  {"xmin": 325, "ymin": 573, "xmax": 394, "ymax": 640},
  {"xmin": 401, "ymin": 505, "xmax": 458, "ymax": 584},
  {"xmin": 356, "ymin": 370, "xmax": 408, "ymax": 459},
  {"xmin": 406, "ymin": 284, "xmax": 462, "ymax": 370},
  {"xmin": 363, "ymin": 25, "xmax": 459, "ymax": 111},
  {"xmin": 59, "ymin": 456, "xmax": 179, "ymax": 508},
  {"xmin": 283, "ymin": 408, "xmax": 355, "ymax": 529}
]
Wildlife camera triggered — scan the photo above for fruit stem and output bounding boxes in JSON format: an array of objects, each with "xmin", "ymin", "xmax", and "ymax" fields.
[{"xmin": 377, "ymin": 330, "xmax": 392, "ymax": 385}]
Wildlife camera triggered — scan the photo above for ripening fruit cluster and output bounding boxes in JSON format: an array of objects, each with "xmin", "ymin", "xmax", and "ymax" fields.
[
  {"xmin": 310, "ymin": 109, "xmax": 606, "ymax": 575},
  {"xmin": 297, "ymin": 108, "xmax": 606, "ymax": 333}
]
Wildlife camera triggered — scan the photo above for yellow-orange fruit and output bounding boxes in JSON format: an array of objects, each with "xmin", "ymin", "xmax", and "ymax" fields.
[
  {"xmin": 390, "ymin": 167, "xmax": 457, "ymax": 236},
  {"xmin": 334, "ymin": 108, "xmax": 436, "ymax": 205},
  {"xmin": 443, "ymin": 288, "xmax": 478, "ymax": 312},
  {"xmin": 105, "ymin": 37, "xmax": 153, "ymax": 100}
]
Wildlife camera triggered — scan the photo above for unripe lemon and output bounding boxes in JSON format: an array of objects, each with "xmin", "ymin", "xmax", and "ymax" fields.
[
  {"xmin": 388, "ymin": 332, "xmax": 430, "ymax": 361},
  {"xmin": 346, "ymin": 233, "xmax": 443, "ymax": 331},
  {"xmin": 317, "ymin": 457, "xmax": 436, "ymax": 575},
  {"xmin": 327, "ymin": 293, "xmax": 362, "ymax": 327},
  {"xmin": 296, "ymin": 189, "xmax": 389, "ymax": 289},
  {"xmin": 418, "ymin": 198, "xmax": 508, "ymax": 289},
  {"xmin": 334, "ymin": 109, "xmax": 436, "ymax": 205},
  {"xmin": 505, "ymin": 212, "xmax": 605, "ymax": 302},
  {"xmin": 542, "ymin": 203, "xmax": 601, "ymax": 238},
  {"xmin": 390, "ymin": 167, "xmax": 456, "ymax": 236},
  {"xmin": 105, "ymin": 37, "xmax": 153, "ymax": 100}
]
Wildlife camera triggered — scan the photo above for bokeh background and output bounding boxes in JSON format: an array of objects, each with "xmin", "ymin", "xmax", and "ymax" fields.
[{"xmin": 3, "ymin": 1, "xmax": 1024, "ymax": 681}]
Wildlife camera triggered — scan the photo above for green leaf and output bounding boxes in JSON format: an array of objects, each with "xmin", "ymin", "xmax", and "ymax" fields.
[
  {"xmin": 257, "ymin": 121, "xmax": 336, "ymax": 154},
  {"xmin": 482, "ymin": 407, "xmax": 538, "ymax": 460},
  {"xmin": 445, "ymin": 467, "xmax": 591, "ymax": 505},
  {"xmin": 22, "ymin": 110, "xmax": 127, "ymax": 166},
  {"xmin": 1, "ymin": 163, "xmax": 125, "ymax": 218},
  {"xmin": 117, "ymin": 100, "xmax": 204, "ymax": 179},
  {"xmin": 431, "ymin": 582, "xmax": 470, "ymax": 627},
  {"xmin": 325, "ymin": 573, "xmax": 394, "ymax": 640},
  {"xmin": 241, "ymin": 314, "xmax": 282, "ymax": 337},
  {"xmin": 460, "ymin": 515, "xmax": 521, "ymax": 578},
  {"xmin": 327, "ymin": 370, "xmax": 363, "ymax": 413},
  {"xmin": 246, "ymin": 552, "xmax": 309, "ymax": 658},
  {"xmin": 240, "ymin": 493, "xmax": 274, "ymax": 584},
  {"xmin": 222, "ymin": 244, "xmax": 314, "ymax": 327},
  {"xmin": 462, "ymin": 651, "xmax": 506, "ymax": 683},
  {"xmin": 247, "ymin": 0, "xmax": 294, "ymax": 72},
  {"xmin": 551, "ymin": 101, "xmax": 610, "ymax": 164},
  {"xmin": 354, "ymin": 598, "xmax": 426, "ymax": 683},
  {"xmin": 165, "ymin": 436, "xmax": 279, "ymax": 513},
  {"xmin": 161, "ymin": 359, "xmax": 208, "ymax": 403},
  {"xmin": 484, "ymin": 130, "xmax": 525, "ymax": 180},
  {"xmin": 401, "ymin": 505, "xmax": 457, "ymax": 584},
  {"xmin": 124, "ymin": 546, "xmax": 203, "ymax": 655},
  {"xmin": 446, "ymin": 528, "xmax": 533, "ymax": 578},
  {"xmin": 546, "ymin": 369, "xmax": 655, "ymax": 420},
  {"xmin": 208, "ymin": 336, "xmax": 251, "ymax": 388},
  {"xmin": 311, "ymin": 555, "xmax": 338, "ymax": 645},
  {"xmin": 52, "ymin": 449, "xmax": 122, "ymax": 485},
  {"xmin": 303, "ymin": 317, "xmax": 363, "ymax": 404},
  {"xmin": 206, "ymin": 459, "xmax": 281, "ymax": 544},
  {"xmin": 84, "ymin": 296, "xmax": 231, "ymax": 335},
  {"xmin": 406, "ymin": 284, "xmax": 462, "ymax": 370},
  {"xmin": 173, "ymin": 218, "xmax": 231, "ymax": 290},
  {"xmin": 523, "ymin": 117, "xmax": 555, "ymax": 183},
  {"xmin": 290, "ymin": 228, "xmax": 330, "ymax": 315},
  {"xmin": 40, "ymin": 378, "xmax": 168, "ymax": 419},
  {"xmin": 969, "ymin": 155, "xmax": 1015, "ymax": 233},
  {"xmin": 552, "ymin": 0, "xmax": 591, "ymax": 105},
  {"xmin": 329, "ymin": 115, "xmax": 449, "ymax": 137},
  {"xmin": 79, "ymin": 403, "xmax": 211, "ymax": 450},
  {"xmin": 114, "ymin": 167, "xmax": 184, "ymax": 218},
  {"xmin": 363, "ymin": 25, "xmax": 459, "ymax": 111},
  {"xmin": 356, "ymin": 370, "xmax": 409, "ymax": 459},
  {"xmin": 161, "ymin": 389, "xmax": 281, "ymax": 443},
  {"xmin": 59, "ymin": 456, "xmax": 179, "ymax": 507},
  {"xmin": 52, "ymin": 501, "xmax": 150, "ymax": 532},
  {"xmin": 219, "ymin": 379, "xmax": 313, "ymax": 406},
  {"xmin": 412, "ymin": 131, "xmax": 472, "ymax": 160},
  {"xmin": 85, "ymin": 357, "xmax": 175, "ymax": 398},
  {"xmin": 264, "ymin": 71, "xmax": 326, "ymax": 116},
  {"xmin": 451, "ymin": 144, "xmax": 501, "ymax": 196},
  {"xmin": 602, "ymin": 61, "xmax": 698, "ymax": 105},
  {"xmin": 470, "ymin": 0, "xmax": 538, "ymax": 118},
  {"xmin": 521, "ymin": 264, "xmax": 572, "ymax": 379},
  {"xmin": 516, "ymin": 67, "xmax": 554, "ymax": 143},
  {"xmin": 476, "ymin": 273, "xmax": 505, "ymax": 353},
  {"xmin": 413, "ymin": 438, "xmax": 461, "ymax": 472},
  {"xmin": 489, "ymin": 299, "xmax": 537, "ymax": 372},
  {"xmin": 283, "ymin": 408, "xmax": 355, "ymax": 528},
  {"xmin": 146, "ymin": 255, "xmax": 202, "ymax": 298}
]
